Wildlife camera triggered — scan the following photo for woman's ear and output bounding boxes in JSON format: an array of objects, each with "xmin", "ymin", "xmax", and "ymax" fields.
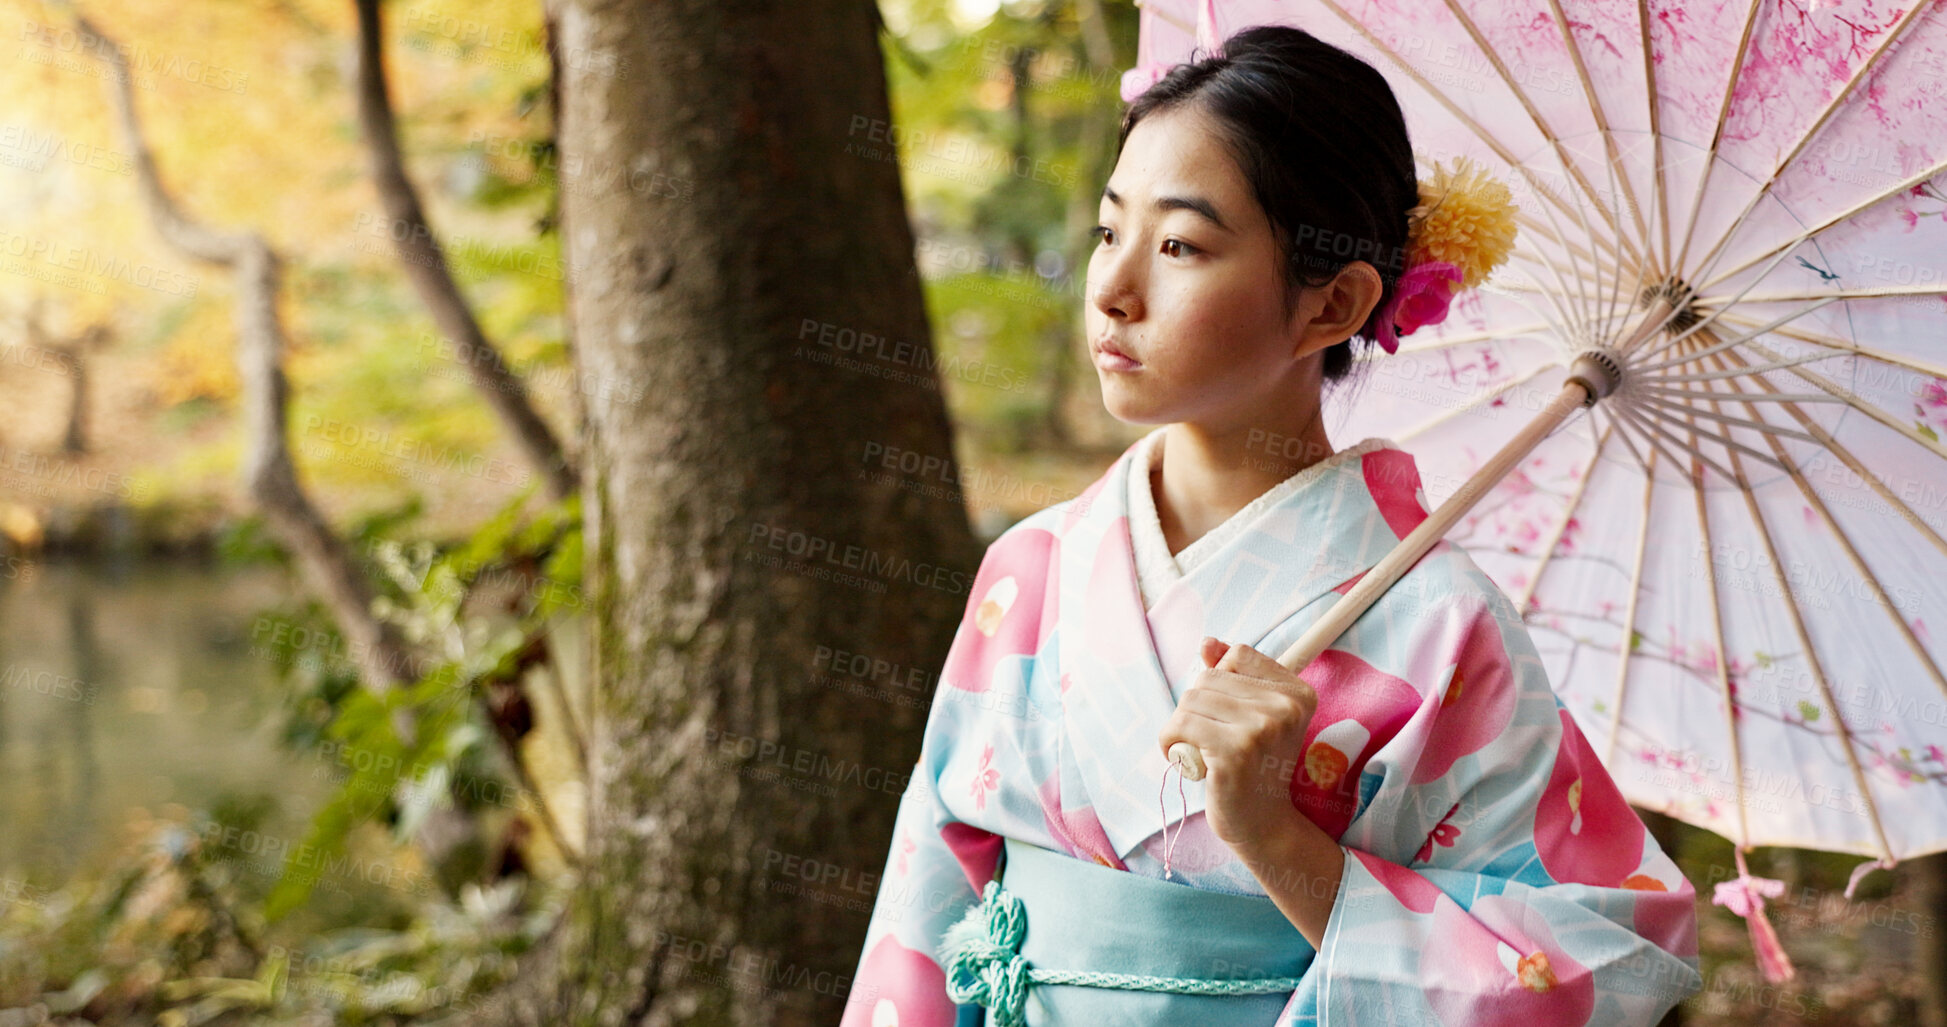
[{"xmin": 1291, "ymin": 260, "xmax": 1384, "ymax": 360}]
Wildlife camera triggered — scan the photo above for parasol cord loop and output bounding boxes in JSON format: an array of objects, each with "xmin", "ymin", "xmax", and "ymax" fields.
[
  {"xmin": 1844, "ymin": 856, "xmax": 1897, "ymax": 901},
  {"xmin": 1710, "ymin": 848, "xmax": 1797, "ymax": 983}
]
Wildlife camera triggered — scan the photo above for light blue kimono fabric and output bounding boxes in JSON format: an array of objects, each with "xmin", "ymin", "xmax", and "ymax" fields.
[
  {"xmin": 946, "ymin": 837, "xmax": 1316, "ymax": 1024},
  {"xmin": 843, "ymin": 436, "xmax": 1703, "ymax": 1027}
]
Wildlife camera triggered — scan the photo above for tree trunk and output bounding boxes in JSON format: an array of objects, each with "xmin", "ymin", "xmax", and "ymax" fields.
[
  {"xmin": 1637, "ymin": 808, "xmax": 1686, "ymax": 1026},
  {"xmin": 468, "ymin": 1, "xmax": 981, "ymax": 1023},
  {"xmin": 352, "ymin": 0, "xmax": 579, "ymax": 501},
  {"xmin": 1917, "ymin": 852, "xmax": 1947, "ymax": 1027},
  {"xmin": 21, "ymin": 312, "xmax": 98, "ymax": 457},
  {"xmin": 58, "ymin": 343, "xmax": 87, "ymax": 456}
]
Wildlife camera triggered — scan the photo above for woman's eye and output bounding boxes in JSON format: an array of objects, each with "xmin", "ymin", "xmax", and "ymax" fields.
[
  {"xmin": 1089, "ymin": 224, "xmax": 1112, "ymax": 245},
  {"xmin": 1162, "ymin": 238, "xmax": 1197, "ymax": 259}
]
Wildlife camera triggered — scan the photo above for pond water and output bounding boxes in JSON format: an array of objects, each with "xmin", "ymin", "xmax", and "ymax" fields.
[{"xmin": 0, "ymin": 558, "xmax": 328, "ymax": 886}]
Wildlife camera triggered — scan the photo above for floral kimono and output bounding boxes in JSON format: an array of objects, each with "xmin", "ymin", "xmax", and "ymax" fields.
[{"xmin": 843, "ymin": 431, "xmax": 1703, "ymax": 1025}]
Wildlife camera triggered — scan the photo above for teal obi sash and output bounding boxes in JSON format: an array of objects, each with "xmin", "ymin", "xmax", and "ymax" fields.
[{"xmin": 941, "ymin": 838, "xmax": 1315, "ymax": 1026}]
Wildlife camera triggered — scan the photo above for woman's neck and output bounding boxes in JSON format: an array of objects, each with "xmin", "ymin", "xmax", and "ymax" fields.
[{"xmin": 1152, "ymin": 415, "xmax": 1334, "ymax": 557}]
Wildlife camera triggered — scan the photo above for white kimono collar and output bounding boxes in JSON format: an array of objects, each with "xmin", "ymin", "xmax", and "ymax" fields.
[{"xmin": 1053, "ymin": 431, "xmax": 1429, "ymax": 861}]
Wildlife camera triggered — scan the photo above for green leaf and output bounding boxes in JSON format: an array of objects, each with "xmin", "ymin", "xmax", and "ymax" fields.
[
  {"xmin": 1796, "ymin": 699, "xmax": 1821, "ymax": 722},
  {"xmin": 266, "ymin": 663, "xmax": 471, "ymax": 921}
]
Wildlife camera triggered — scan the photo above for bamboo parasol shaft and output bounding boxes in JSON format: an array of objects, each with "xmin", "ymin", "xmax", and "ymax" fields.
[{"xmin": 1169, "ymin": 376, "xmax": 1595, "ymax": 779}]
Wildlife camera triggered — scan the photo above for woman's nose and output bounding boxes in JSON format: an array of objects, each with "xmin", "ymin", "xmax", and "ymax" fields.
[{"xmin": 1089, "ymin": 252, "xmax": 1141, "ymax": 322}]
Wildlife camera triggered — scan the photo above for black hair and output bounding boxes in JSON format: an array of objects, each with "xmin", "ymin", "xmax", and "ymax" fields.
[{"xmin": 1117, "ymin": 25, "xmax": 1417, "ymax": 393}]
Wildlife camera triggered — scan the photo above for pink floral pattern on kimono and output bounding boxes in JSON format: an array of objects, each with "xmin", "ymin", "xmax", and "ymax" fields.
[{"xmin": 845, "ymin": 431, "xmax": 1702, "ymax": 1026}]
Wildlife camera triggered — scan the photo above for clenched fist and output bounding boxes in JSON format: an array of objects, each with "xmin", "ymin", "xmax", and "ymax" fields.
[{"xmin": 1158, "ymin": 636, "xmax": 1318, "ymax": 853}]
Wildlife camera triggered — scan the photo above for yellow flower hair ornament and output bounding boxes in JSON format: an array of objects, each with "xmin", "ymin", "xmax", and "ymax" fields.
[{"xmin": 1374, "ymin": 155, "xmax": 1520, "ymax": 354}]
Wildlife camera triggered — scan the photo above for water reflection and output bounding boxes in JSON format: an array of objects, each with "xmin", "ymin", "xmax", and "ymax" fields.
[{"xmin": 0, "ymin": 559, "xmax": 326, "ymax": 884}]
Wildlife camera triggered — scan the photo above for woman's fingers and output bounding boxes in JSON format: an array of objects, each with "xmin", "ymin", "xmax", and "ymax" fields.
[
  {"xmin": 1161, "ymin": 706, "xmax": 1242, "ymax": 766},
  {"xmin": 1167, "ymin": 675, "xmax": 1290, "ymax": 761},
  {"xmin": 1221, "ymin": 642, "xmax": 1303, "ymax": 689},
  {"xmin": 1178, "ymin": 679, "xmax": 1255, "ymax": 721},
  {"xmin": 1190, "ymin": 665, "xmax": 1305, "ymax": 708},
  {"xmin": 1172, "ymin": 639, "xmax": 1316, "ymax": 770},
  {"xmin": 1208, "ymin": 642, "xmax": 1316, "ymax": 714}
]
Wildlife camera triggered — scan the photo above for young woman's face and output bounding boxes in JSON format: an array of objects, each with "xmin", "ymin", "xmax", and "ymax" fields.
[{"xmin": 1084, "ymin": 103, "xmax": 1330, "ymax": 429}]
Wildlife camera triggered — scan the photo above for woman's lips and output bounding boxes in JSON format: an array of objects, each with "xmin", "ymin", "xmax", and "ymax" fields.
[{"xmin": 1092, "ymin": 338, "xmax": 1141, "ymax": 372}]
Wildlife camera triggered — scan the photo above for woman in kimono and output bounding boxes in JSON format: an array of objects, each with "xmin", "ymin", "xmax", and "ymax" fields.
[{"xmin": 844, "ymin": 25, "xmax": 1703, "ymax": 1027}]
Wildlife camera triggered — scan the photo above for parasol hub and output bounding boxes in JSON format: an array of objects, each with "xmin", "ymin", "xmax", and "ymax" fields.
[{"xmin": 1566, "ymin": 346, "xmax": 1624, "ymax": 406}]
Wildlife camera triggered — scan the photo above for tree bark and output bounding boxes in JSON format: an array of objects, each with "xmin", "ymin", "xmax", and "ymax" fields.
[
  {"xmin": 352, "ymin": 0, "xmax": 579, "ymax": 501},
  {"xmin": 465, "ymin": 0, "xmax": 981, "ymax": 1022},
  {"xmin": 57, "ymin": 340, "xmax": 88, "ymax": 456},
  {"xmin": 54, "ymin": 324, "xmax": 103, "ymax": 457},
  {"xmin": 1637, "ymin": 808, "xmax": 1687, "ymax": 1026},
  {"xmin": 1916, "ymin": 852, "xmax": 1947, "ymax": 1027}
]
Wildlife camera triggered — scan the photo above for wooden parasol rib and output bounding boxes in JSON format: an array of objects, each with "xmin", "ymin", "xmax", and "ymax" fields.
[
  {"xmin": 1436, "ymin": 0, "xmax": 1644, "ymax": 273},
  {"xmin": 1598, "ymin": 402, "xmax": 1655, "ymax": 476},
  {"xmin": 1712, "ymin": 345, "xmax": 1947, "ymax": 710},
  {"xmin": 1714, "ymin": 315, "xmax": 1947, "ymax": 384},
  {"xmin": 1739, "ymin": 338, "xmax": 1947, "ymax": 463},
  {"xmin": 1720, "ymin": 357, "xmax": 1947, "ymax": 563},
  {"xmin": 1695, "ymin": 152, "xmax": 1947, "ymax": 294},
  {"xmin": 1670, "ymin": 339, "xmax": 1757, "ymax": 851},
  {"xmin": 1683, "ymin": 1, "xmax": 1938, "ymax": 282},
  {"xmin": 1635, "ymin": 0, "xmax": 1673, "ymax": 271},
  {"xmin": 1492, "ymin": 172, "xmax": 1606, "ymax": 335},
  {"xmin": 1604, "ymin": 436, "xmax": 1658, "ymax": 769},
  {"xmin": 1596, "ymin": 129, "xmax": 1664, "ymax": 334},
  {"xmin": 1698, "ymin": 281, "xmax": 1947, "ymax": 305},
  {"xmin": 1628, "ymin": 389, "xmax": 1796, "ymax": 471},
  {"xmin": 1669, "ymin": 0, "xmax": 1768, "ymax": 279},
  {"xmin": 1632, "ymin": 395, "xmax": 1814, "ymax": 450},
  {"xmin": 1314, "ymin": 0, "xmax": 1633, "ymax": 302},
  {"xmin": 1513, "ymin": 420, "xmax": 1614, "ymax": 619},
  {"xmin": 1634, "ymin": 297, "xmax": 1840, "ymax": 371},
  {"xmin": 1632, "ymin": 384, "xmax": 1846, "ymax": 407},
  {"xmin": 1545, "ymin": 0, "xmax": 1657, "ymax": 275},
  {"xmin": 1496, "ymin": 244, "xmax": 1608, "ymax": 336},
  {"xmin": 1699, "ymin": 343, "xmax": 1900, "ymax": 864},
  {"xmin": 1394, "ymin": 363, "xmax": 1556, "ymax": 444},
  {"xmin": 1612, "ymin": 400, "xmax": 1742, "ymax": 483}
]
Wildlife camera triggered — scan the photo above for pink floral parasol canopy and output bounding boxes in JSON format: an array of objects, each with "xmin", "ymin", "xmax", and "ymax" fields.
[{"xmin": 1126, "ymin": 0, "xmax": 1947, "ymax": 983}]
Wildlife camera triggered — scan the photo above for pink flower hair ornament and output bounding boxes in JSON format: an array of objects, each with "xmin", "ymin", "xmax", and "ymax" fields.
[
  {"xmin": 1375, "ymin": 260, "xmax": 1463, "ymax": 355},
  {"xmin": 1373, "ymin": 156, "xmax": 1521, "ymax": 355}
]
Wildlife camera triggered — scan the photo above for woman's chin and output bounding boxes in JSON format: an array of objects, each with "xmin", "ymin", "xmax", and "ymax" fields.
[{"xmin": 1097, "ymin": 387, "xmax": 1173, "ymax": 426}]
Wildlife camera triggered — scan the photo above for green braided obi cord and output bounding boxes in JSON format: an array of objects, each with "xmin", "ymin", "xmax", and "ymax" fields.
[{"xmin": 939, "ymin": 838, "xmax": 1315, "ymax": 1026}]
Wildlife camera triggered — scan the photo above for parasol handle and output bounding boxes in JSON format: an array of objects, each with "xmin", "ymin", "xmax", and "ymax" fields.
[{"xmin": 1167, "ymin": 376, "xmax": 1596, "ymax": 781}]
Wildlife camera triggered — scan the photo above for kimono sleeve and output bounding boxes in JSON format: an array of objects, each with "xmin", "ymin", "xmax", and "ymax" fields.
[
  {"xmin": 1309, "ymin": 589, "xmax": 1704, "ymax": 1027},
  {"xmin": 842, "ymin": 522, "xmax": 1057, "ymax": 1027},
  {"xmin": 840, "ymin": 748, "xmax": 996, "ymax": 1027}
]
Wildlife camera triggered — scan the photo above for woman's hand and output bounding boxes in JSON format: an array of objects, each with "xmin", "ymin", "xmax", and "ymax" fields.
[{"xmin": 1158, "ymin": 636, "xmax": 1318, "ymax": 855}]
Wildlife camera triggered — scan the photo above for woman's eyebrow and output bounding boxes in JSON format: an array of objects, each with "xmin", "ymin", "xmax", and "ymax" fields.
[{"xmin": 1101, "ymin": 185, "xmax": 1233, "ymax": 234}]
